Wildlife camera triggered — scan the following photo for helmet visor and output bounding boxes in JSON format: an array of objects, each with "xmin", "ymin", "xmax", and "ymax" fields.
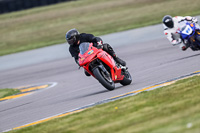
[
  {"xmin": 165, "ymin": 19, "xmax": 174, "ymax": 28},
  {"xmin": 67, "ymin": 36, "xmax": 76, "ymax": 45}
]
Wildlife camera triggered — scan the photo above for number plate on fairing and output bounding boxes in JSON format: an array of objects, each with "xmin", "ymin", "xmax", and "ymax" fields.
[{"xmin": 182, "ymin": 25, "xmax": 193, "ymax": 35}]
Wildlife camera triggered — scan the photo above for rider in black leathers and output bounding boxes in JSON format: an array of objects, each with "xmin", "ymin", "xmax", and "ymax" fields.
[{"xmin": 66, "ymin": 29, "xmax": 126, "ymax": 68}]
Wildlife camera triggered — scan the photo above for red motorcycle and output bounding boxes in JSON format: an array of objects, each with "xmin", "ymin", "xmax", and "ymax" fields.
[{"xmin": 78, "ymin": 42, "xmax": 132, "ymax": 91}]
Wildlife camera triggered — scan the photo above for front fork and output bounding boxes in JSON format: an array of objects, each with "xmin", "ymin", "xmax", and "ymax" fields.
[{"xmin": 92, "ymin": 60, "xmax": 111, "ymax": 78}]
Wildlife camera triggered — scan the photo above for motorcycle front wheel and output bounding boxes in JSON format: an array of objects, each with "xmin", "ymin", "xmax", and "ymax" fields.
[{"xmin": 93, "ymin": 67, "xmax": 115, "ymax": 91}]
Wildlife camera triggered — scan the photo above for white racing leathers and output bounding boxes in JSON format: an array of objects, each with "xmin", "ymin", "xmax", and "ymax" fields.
[{"xmin": 163, "ymin": 16, "xmax": 199, "ymax": 50}]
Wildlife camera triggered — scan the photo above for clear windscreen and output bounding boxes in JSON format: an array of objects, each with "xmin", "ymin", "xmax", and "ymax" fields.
[
  {"xmin": 79, "ymin": 42, "xmax": 90, "ymax": 55},
  {"xmin": 179, "ymin": 20, "xmax": 193, "ymax": 31},
  {"xmin": 181, "ymin": 25, "xmax": 187, "ymax": 31}
]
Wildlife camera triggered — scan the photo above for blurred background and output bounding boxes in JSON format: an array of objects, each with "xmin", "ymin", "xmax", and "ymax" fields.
[
  {"xmin": 1, "ymin": 1, "xmax": 200, "ymax": 132},
  {"xmin": 0, "ymin": 0, "xmax": 74, "ymax": 14},
  {"xmin": 0, "ymin": 0, "xmax": 200, "ymax": 56}
]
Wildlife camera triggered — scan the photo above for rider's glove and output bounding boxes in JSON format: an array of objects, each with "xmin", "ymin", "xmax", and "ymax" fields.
[
  {"xmin": 96, "ymin": 41, "xmax": 103, "ymax": 49},
  {"xmin": 172, "ymin": 38, "xmax": 182, "ymax": 46},
  {"xmin": 192, "ymin": 17, "xmax": 198, "ymax": 23},
  {"xmin": 186, "ymin": 16, "xmax": 198, "ymax": 23}
]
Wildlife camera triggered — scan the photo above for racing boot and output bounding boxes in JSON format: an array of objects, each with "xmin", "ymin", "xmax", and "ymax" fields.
[
  {"xmin": 113, "ymin": 55, "xmax": 126, "ymax": 66},
  {"xmin": 103, "ymin": 43, "xmax": 126, "ymax": 66}
]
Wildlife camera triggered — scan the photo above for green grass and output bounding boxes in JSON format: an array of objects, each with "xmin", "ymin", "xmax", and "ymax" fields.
[
  {"xmin": 1, "ymin": 0, "xmax": 200, "ymax": 56},
  {"xmin": 8, "ymin": 75, "xmax": 200, "ymax": 133},
  {"xmin": 0, "ymin": 88, "xmax": 20, "ymax": 98}
]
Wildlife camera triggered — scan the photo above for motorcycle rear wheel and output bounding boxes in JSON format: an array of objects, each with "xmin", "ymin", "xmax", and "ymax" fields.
[
  {"xmin": 93, "ymin": 67, "xmax": 115, "ymax": 91},
  {"xmin": 120, "ymin": 70, "xmax": 132, "ymax": 86}
]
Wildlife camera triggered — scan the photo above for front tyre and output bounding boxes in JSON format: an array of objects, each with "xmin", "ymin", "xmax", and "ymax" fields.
[
  {"xmin": 93, "ymin": 67, "xmax": 115, "ymax": 91},
  {"xmin": 120, "ymin": 70, "xmax": 132, "ymax": 86}
]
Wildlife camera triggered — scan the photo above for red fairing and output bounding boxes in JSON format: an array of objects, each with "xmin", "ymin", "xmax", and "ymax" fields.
[
  {"xmin": 97, "ymin": 51, "xmax": 115, "ymax": 68},
  {"xmin": 78, "ymin": 43, "xmax": 99, "ymax": 66},
  {"xmin": 97, "ymin": 51, "xmax": 124, "ymax": 81},
  {"xmin": 78, "ymin": 42, "xmax": 124, "ymax": 82}
]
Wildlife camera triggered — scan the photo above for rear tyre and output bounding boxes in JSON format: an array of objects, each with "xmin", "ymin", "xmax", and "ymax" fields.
[
  {"xmin": 93, "ymin": 67, "xmax": 115, "ymax": 91},
  {"xmin": 120, "ymin": 70, "xmax": 132, "ymax": 86}
]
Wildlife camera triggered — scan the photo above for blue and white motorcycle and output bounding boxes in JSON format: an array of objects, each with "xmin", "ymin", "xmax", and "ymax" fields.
[{"xmin": 178, "ymin": 22, "xmax": 200, "ymax": 51}]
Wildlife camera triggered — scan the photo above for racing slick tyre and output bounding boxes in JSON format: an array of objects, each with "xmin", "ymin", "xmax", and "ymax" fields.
[
  {"xmin": 120, "ymin": 70, "xmax": 132, "ymax": 86},
  {"xmin": 93, "ymin": 67, "xmax": 115, "ymax": 91}
]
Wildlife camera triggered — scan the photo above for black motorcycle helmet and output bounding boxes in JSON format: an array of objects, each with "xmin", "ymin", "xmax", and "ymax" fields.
[
  {"xmin": 162, "ymin": 15, "xmax": 174, "ymax": 28},
  {"xmin": 66, "ymin": 28, "xmax": 80, "ymax": 46}
]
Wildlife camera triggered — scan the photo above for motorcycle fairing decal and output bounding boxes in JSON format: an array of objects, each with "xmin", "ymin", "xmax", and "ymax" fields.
[
  {"xmin": 196, "ymin": 31, "xmax": 200, "ymax": 35},
  {"xmin": 79, "ymin": 49, "xmax": 98, "ymax": 66},
  {"xmin": 100, "ymin": 52, "xmax": 107, "ymax": 59},
  {"xmin": 97, "ymin": 51, "xmax": 115, "ymax": 68},
  {"xmin": 80, "ymin": 57, "xmax": 85, "ymax": 61},
  {"xmin": 182, "ymin": 25, "xmax": 193, "ymax": 35},
  {"xmin": 88, "ymin": 50, "xmax": 94, "ymax": 55},
  {"xmin": 114, "ymin": 68, "xmax": 124, "ymax": 81}
]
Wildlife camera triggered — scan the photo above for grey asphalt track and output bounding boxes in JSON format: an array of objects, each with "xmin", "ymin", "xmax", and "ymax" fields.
[{"xmin": 0, "ymin": 19, "xmax": 200, "ymax": 132}]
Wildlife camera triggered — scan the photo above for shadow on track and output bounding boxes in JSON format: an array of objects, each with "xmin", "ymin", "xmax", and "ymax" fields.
[
  {"xmin": 79, "ymin": 89, "xmax": 108, "ymax": 98},
  {"xmin": 0, "ymin": 102, "xmax": 33, "ymax": 113},
  {"xmin": 47, "ymin": 85, "xmax": 129, "ymax": 106},
  {"xmin": 161, "ymin": 53, "xmax": 200, "ymax": 66},
  {"xmin": 79, "ymin": 85, "xmax": 127, "ymax": 99},
  {"xmin": 172, "ymin": 53, "xmax": 200, "ymax": 62}
]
